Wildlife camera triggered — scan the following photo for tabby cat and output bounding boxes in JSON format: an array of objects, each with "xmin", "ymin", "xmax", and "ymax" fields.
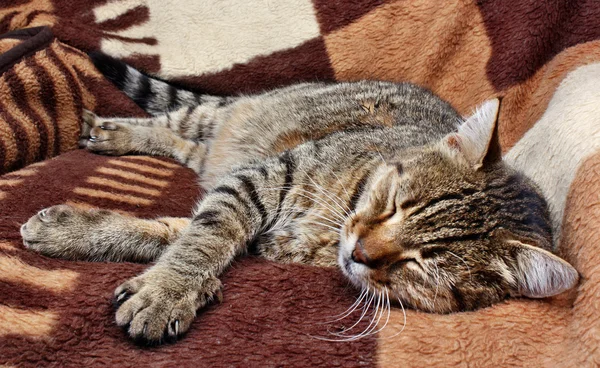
[{"xmin": 20, "ymin": 53, "xmax": 578, "ymax": 343}]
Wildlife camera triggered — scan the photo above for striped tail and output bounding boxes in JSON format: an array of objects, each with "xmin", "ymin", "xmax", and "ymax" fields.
[{"xmin": 89, "ymin": 52, "xmax": 201, "ymax": 116}]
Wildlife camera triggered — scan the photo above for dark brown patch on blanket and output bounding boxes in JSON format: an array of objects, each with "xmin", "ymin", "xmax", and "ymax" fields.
[
  {"xmin": 477, "ymin": 0, "xmax": 600, "ymax": 90},
  {"xmin": 312, "ymin": 0, "xmax": 386, "ymax": 34}
]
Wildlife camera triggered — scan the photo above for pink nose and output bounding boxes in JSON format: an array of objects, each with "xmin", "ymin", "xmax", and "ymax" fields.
[{"xmin": 351, "ymin": 239, "xmax": 372, "ymax": 266}]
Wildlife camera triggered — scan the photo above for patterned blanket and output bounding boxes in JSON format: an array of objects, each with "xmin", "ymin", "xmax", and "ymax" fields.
[{"xmin": 1, "ymin": 1, "xmax": 599, "ymax": 367}]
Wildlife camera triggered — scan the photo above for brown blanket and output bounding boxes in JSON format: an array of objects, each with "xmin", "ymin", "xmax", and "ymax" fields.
[{"xmin": 1, "ymin": 1, "xmax": 600, "ymax": 367}]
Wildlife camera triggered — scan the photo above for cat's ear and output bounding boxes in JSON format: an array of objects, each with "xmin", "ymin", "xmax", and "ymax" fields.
[
  {"xmin": 441, "ymin": 98, "xmax": 502, "ymax": 170},
  {"xmin": 505, "ymin": 239, "xmax": 579, "ymax": 298}
]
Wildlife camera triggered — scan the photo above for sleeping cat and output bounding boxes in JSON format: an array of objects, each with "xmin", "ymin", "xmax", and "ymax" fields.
[{"xmin": 20, "ymin": 53, "xmax": 578, "ymax": 343}]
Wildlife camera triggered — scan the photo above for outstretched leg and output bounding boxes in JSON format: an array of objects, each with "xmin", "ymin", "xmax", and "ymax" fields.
[
  {"xmin": 109, "ymin": 156, "xmax": 304, "ymax": 342},
  {"xmin": 80, "ymin": 110, "xmax": 207, "ymax": 173},
  {"xmin": 82, "ymin": 101, "xmax": 227, "ymax": 141},
  {"xmin": 21, "ymin": 204, "xmax": 190, "ymax": 263}
]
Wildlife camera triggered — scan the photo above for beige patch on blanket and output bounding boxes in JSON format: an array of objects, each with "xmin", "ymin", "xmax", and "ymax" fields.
[
  {"xmin": 505, "ymin": 63, "xmax": 600, "ymax": 239},
  {"xmin": 501, "ymin": 40, "xmax": 600, "ymax": 152},
  {"xmin": 323, "ymin": 0, "xmax": 495, "ymax": 115},
  {"xmin": 0, "ymin": 241, "xmax": 18, "ymax": 251},
  {"xmin": 0, "ymin": 306, "xmax": 59, "ymax": 339},
  {"xmin": 0, "ymin": 256, "xmax": 78, "ymax": 293},
  {"xmin": 95, "ymin": 0, "xmax": 321, "ymax": 77}
]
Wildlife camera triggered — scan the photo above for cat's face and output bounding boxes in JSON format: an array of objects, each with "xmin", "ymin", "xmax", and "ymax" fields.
[{"xmin": 339, "ymin": 100, "xmax": 578, "ymax": 313}]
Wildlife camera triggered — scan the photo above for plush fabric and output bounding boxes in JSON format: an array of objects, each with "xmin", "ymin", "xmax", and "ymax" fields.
[
  {"xmin": 0, "ymin": 27, "xmax": 146, "ymax": 173},
  {"xmin": 0, "ymin": 0, "xmax": 599, "ymax": 367}
]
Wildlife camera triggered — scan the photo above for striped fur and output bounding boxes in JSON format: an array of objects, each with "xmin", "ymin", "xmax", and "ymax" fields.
[{"xmin": 20, "ymin": 55, "xmax": 578, "ymax": 343}]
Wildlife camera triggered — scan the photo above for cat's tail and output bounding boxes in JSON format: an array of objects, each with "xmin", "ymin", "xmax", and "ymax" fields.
[{"xmin": 89, "ymin": 51, "xmax": 204, "ymax": 116}]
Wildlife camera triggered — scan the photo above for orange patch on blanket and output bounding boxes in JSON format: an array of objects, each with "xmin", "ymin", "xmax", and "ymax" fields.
[
  {"xmin": 324, "ymin": 0, "xmax": 495, "ymax": 115},
  {"xmin": 377, "ymin": 300, "xmax": 577, "ymax": 367},
  {"xmin": 560, "ymin": 151, "xmax": 600, "ymax": 361}
]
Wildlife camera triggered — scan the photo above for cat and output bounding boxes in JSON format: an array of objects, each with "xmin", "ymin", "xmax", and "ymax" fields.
[{"xmin": 20, "ymin": 52, "xmax": 578, "ymax": 343}]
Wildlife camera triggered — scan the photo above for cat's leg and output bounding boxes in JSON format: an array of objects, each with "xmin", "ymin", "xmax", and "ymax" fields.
[
  {"xmin": 21, "ymin": 204, "xmax": 190, "ymax": 263},
  {"xmin": 80, "ymin": 110, "xmax": 207, "ymax": 173},
  {"xmin": 111, "ymin": 156, "xmax": 297, "ymax": 342},
  {"xmin": 81, "ymin": 93, "xmax": 230, "ymax": 142}
]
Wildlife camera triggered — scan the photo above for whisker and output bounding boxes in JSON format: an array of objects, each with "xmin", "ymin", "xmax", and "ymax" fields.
[
  {"xmin": 374, "ymin": 146, "xmax": 388, "ymax": 165},
  {"xmin": 261, "ymin": 186, "xmax": 340, "ymax": 214},
  {"xmin": 364, "ymin": 288, "xmax": 391, "ymax": 336},
  {"xmin": 328, "ymin": 290, "xmax": 375, "ymax": 337},
  {"xmin": 276, "ymin": 208, "xmax": 343, "ymax": 228},
  {"xmin": 304, "ymin": 221, "xmax": 342, "ymax": 233},
  {"xmin": 305, "ymin": 175, "xmax": 352, "ymax": 218},
  {"xmin": 379, "ymin": 297, "xmax": 407, "ymax": 340},
  {"xmin": 291, "ymin": 163, "xmax": 353, "ymax": 218},
  {"xmin": 357, "ymin": 293, "xmax": 383, "ymax": 338},
  {"xmin": 292, "ymin": 160, "xmax": 351, "ymax": 215},
  {"xmin": 312, "ymin": 289, "xmax": 404, "ymax": 342},
  {"xmin": 367, "ymin": 287, "xmax": 392, "ymax": 336},
  {"xmin": 446, "ymin": 251, "xmax": 472, "ymax": 282},
  {"xmin": 323, "ymin": 287, "xmax": 368, "ymax": 323},
  {"xmin": 294, "ymin": 172, "xmax": 352, "ymax": 219},
  {"xmin": 432, "ymin": 260, "xmax": 441, "ymax": 309},
  {"xmin": 259, "ymin": 186, "xmax": 348, "ymax": 223},
  {"xmin": 305, "ymin": 154, "xmax": 353, "ymax": 202},
  {"xmin": 334, "ymin": 290, "xmax": 381, "ymax": 340}
]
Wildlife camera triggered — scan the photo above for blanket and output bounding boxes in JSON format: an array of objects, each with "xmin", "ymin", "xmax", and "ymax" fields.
[{"xmin": 1, "ymin": 0, "xmax": 599, "ymax": 367}]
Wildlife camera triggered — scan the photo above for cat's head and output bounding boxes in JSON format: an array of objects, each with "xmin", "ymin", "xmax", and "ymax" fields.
[{"xmin": 339, "ymin": 99, "xmax": 579, "ymax": 313}]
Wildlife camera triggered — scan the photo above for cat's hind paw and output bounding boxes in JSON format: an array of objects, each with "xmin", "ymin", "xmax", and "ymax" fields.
[
  {"xmin": 79, "ymin": 113, "xmax": 134, "ymax": 156},
  {"xmin": 21, "ymin": 204, "xmax": 91, "ymax": 258}
]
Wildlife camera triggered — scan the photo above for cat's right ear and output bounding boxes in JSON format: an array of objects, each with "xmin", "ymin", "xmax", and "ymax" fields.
[
  {"xmin": 505, "ymin": 239, "xmax": 579, "ymax": 298},
  {"xmin": 439, "ymin": 98, "xmax": 502, "ymax": 170}
]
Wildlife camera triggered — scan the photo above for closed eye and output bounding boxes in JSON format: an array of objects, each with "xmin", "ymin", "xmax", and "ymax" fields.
[
  {"xmin": 392, "ymin": 257, "xmax": 422, "ymax": 271},
  {"xmin": 398, "ymin": 257, "xmax": 417, "ymax": 265},
  {"xmin": 385, "ymin": 201, "xmax": 398, "ymax": 219},
  {"xmin": 375, "ymin": 201, "xmax": 397, "ymax": 222},
  {"xmin": 400, "ymin": 198, "xmax": 419, "ymax": 210},
  {"xmin": 421, "ymin": 246, "xmax": 450, "ymax": 259}
]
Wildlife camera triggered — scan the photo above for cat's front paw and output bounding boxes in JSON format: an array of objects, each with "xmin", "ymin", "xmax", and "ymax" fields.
[
  {"xmin": 114, "ymin": 270, "xmax": 223, "ymax": 343},
  {"xmin": 80, "ymin": 110, "xmax": 133, "ymax": 155}
]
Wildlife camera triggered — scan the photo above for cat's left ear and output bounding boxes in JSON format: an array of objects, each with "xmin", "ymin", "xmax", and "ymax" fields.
[{"xmin": 441, "ymin": 98, "xmax": 502, "ymax": 170}]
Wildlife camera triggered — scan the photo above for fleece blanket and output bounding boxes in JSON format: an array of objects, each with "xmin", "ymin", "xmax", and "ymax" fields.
[{"xmin": 1, "ymin": 0, "xmax": 599, "ymax": 367}]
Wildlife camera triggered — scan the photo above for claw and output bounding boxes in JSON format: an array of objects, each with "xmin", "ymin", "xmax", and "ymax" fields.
[
  {"xmin": 167, "ymin": 319, "xmax": 180, "ymax": 337},
  {"xmin": 215, "ymin": 288, "xmax": 224, "ymax": 304},
  {"xmin": 113, "ymin": 291, "xmax": 130, "ymax": 308},
  {"xmin": 116, "ymin": 291, "xmax": 128, "ymax": 302}
]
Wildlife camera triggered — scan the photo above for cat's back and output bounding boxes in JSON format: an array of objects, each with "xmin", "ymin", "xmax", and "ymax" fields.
[
  {"xmin": 254, "ymin": 80, "xmax": 459, "ymax": 134},
  {"xmin": 202, "ymin": 81, "xmax": 461, "ymax": 187}
]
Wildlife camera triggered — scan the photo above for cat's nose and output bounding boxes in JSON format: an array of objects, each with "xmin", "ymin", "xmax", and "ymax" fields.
[{"xmin": 351, "ymin": 239, "xmax": 373, "ymax": 267}]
